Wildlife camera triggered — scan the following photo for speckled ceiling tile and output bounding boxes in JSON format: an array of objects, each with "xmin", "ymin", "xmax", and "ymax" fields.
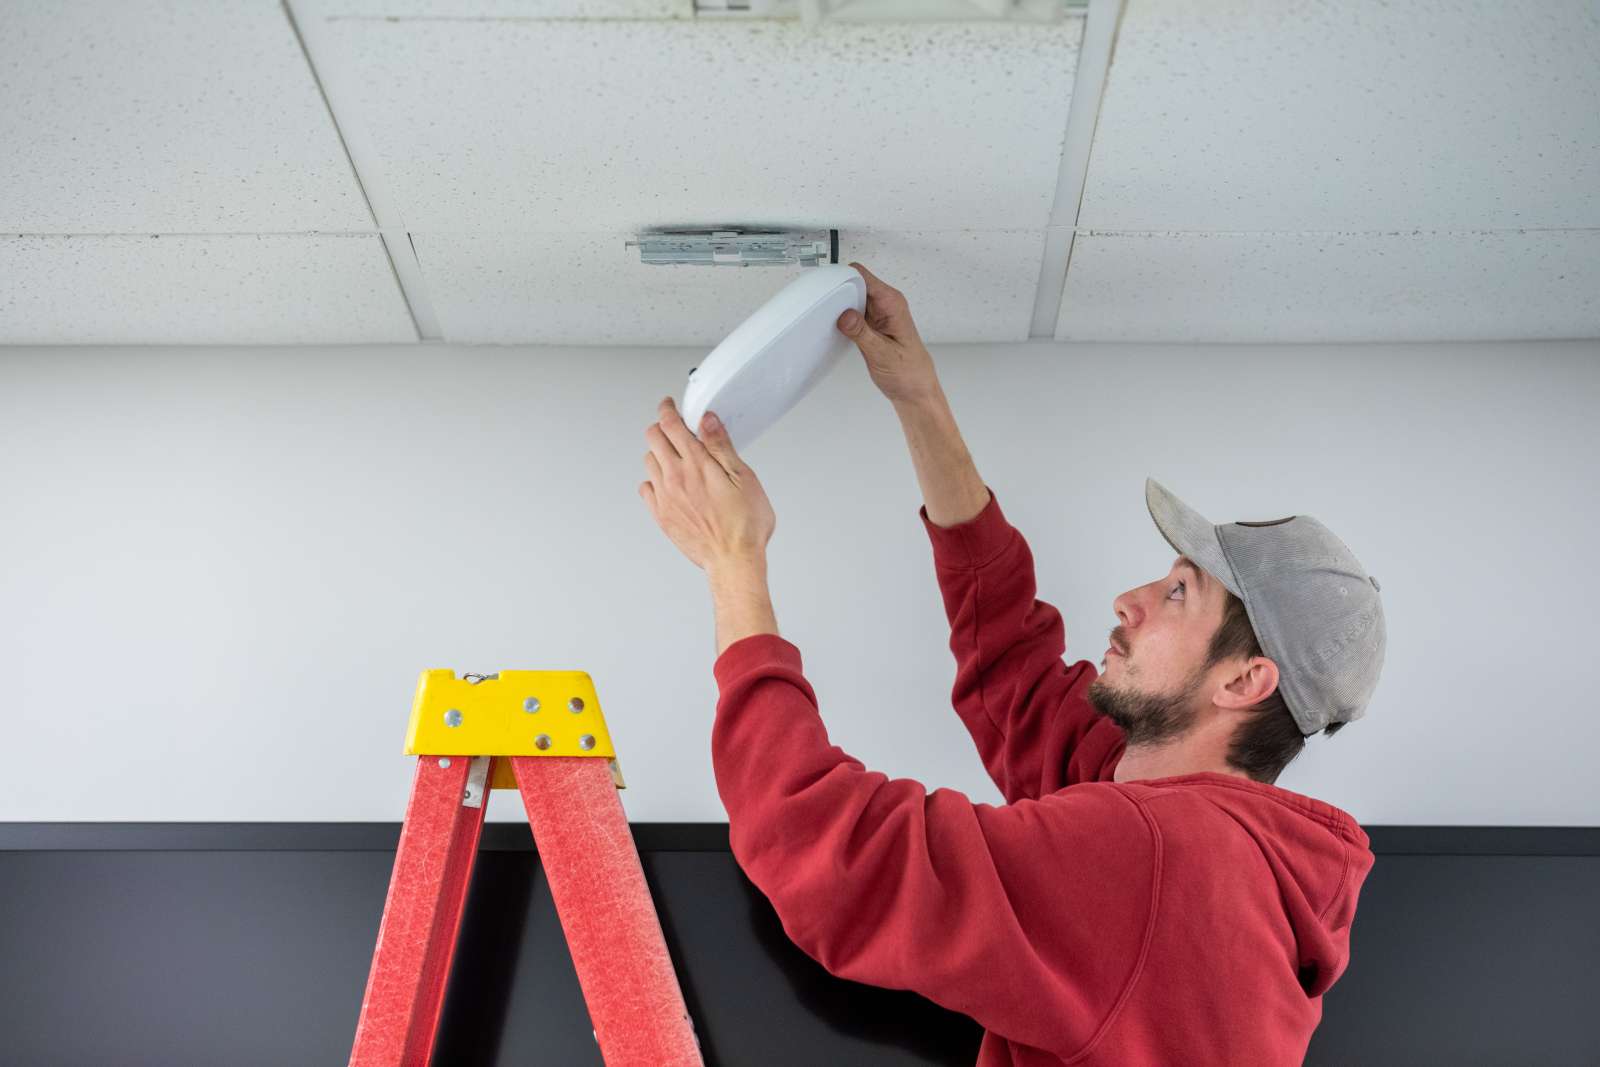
[
  {"xmin": 0, "ymin": 0, "xmax": 373, "ymax": 233},
  {"xmin": 1077, "ymin": 0, "xmax": 1600, "ymax": 231},
  {"xmin": 308, "ymin": 15, "xmax": 1082, "ymax": 232},
  {"xmin": 1056, "ymin": 229, "xmax": 1600, "ymax": 343},
  {"xmin": 412, "ymin": 228, "xmax": 1045, "ymax": 344},
  {"xmin": 301, "ymin": 0, "xmax": 693, "ymax": 15},
  {"xmin": 0, "ymin": 235, "xmax": 417, "ymax": 344}
]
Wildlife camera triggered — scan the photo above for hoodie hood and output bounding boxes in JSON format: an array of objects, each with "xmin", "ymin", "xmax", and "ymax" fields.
[{"xmin": 1135, "ymin": 771, "xmax": 1375, "ymax": 997}]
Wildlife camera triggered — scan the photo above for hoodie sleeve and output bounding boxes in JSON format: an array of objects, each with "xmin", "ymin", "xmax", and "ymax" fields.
[
  {"xmin": 711, "ymin": 633, "xmax": 1159, "ymax": 1056},
  {"xmin": 921, "ymin": 488, "xmax": 1120, "ymax": 800}
]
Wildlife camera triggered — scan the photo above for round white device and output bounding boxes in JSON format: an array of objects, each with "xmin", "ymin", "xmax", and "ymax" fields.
[{"xmin": 681, "ymin": 264, "xmax": 867, "ymax": 452}]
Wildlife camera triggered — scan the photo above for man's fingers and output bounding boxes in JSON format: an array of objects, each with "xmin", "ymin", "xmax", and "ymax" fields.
[
  {"xmin": 848, "ymin": 260, "xmax": 884, "ymax": 287},
  {"xmin": 848, "ymin": 261, "xmax": 903, "ymax": 307},
  {"xmin": 649, "ymin": 399, "xmax": 747, "ymax": 490},
  {"xmin": 655, "ymin": 395, "xmax": 711, "ymax": 462},
  {"xmin": 696, "ymin": 412, "xmax": 745, "ymax": 474},
  {"xmin": 645, "ymin": 423, "xmax": 681, "ymax": 471}
]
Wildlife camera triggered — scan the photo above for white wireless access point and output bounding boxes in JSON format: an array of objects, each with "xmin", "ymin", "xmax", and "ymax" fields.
[{"xmin": 680, "ymin": 264, "xmax": 867, "ymax": 452}]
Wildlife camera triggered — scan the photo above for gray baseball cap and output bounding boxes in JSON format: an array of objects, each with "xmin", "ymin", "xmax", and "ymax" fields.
[{"xmin": 1144, "ymin": 477, "xmax": 1386, "ymax": 737}]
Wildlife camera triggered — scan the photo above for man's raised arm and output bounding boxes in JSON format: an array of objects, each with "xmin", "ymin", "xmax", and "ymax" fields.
[
  {"xmin": 838, "ymin": 264, "xmax": 1112, "ymax": 800},
  {"xmin": 893, "ymin": 389, "xmax": 1107, "ymax": 801}
]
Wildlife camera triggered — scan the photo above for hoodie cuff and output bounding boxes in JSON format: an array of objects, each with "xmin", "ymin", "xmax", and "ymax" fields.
[
  {"xmin": 714, "ymin": 632, "xmax": 804, "ymax": 688},
  {"xmin": 918, "ymin": 487, "xmax": 1013, "ymax": 569}
]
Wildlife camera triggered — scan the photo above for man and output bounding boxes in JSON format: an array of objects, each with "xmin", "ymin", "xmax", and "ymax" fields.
[{"xmin": 639, "ymin": 262, "xmax": 1386, "ymax": 1065}]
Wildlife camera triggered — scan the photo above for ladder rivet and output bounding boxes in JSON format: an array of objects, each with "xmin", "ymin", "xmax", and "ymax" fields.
[
  {"xmin": 444, "ymin": 709, "xmax": 463, "ymax": 727},
  {"xmin": 568, "ymin": 697, "xmax": 585, "ymax": 713},
  {"xmin": 524, "ymin": 697, "xmax": 541, "ymax": 713},
  {"xmin": 534, "ymin": 734, "xmax": 552, "ymax": 750},
  {"xmin": 578, "ymin": 734, "xmax": 596, "ymax": 750},
  {"xmin": 437, "ymin": 757, "xmax": 451, "ymax": 769}
]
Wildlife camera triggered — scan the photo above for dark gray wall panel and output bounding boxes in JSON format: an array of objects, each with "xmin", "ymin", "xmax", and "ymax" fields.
[{"xmin": 1, "ymin": 825, "xmax": 1595, "ymax": 1066}]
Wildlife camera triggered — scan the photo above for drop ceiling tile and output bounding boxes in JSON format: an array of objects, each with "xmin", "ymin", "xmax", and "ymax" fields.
[
  {"xmin": 1056, "ymin": 230, "xmax": 1600, "ymax": 343},
  {"xmin": 0, "ymin": 0, "xmax": 372, "ymax": 232},
  {"xmin": 413, "ymin": 229, "xmax": 1042, "ymax": 344},
  {"xmin": 309, "ymin": 16, "xmax": 1080, "ymax": 232},
  {"xmin": 1078, "ymin": 0, "xmax": 1600, "ymax": 231},
  {"xmin": 299, "ymin": 0, "xmax": 691, "ymax": 15},
  {"xmin": 0, "ymin": 235, "xmax": 416, "ymax": 344}
]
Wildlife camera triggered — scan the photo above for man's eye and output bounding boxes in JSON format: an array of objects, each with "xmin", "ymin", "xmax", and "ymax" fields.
[{"xmin": 1168, "ymin": 580, "xmax": 1186, "ymax": 600}]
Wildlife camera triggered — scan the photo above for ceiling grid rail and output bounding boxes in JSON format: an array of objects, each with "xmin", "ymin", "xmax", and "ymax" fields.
[
  {"xmin": 280, "ymin": 0, "xmax": 444, "ymax": 341},
  {"xmin": 1029, "ymin": 0, "xmax": 1124, "ymax": 339}
]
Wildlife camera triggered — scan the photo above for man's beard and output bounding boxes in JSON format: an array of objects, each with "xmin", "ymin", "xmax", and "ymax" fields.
[{"xmin": 1087, "ymin": 663, "xmax": 1209, "ymax": 746}]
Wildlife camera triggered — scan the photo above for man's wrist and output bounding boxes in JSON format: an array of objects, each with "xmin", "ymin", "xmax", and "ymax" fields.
[
  {"xmin": 890, "ymin": 383, "xmax": 948, "ymax": 420},
  {"xmin": 707, "ymin": 551, "xmax": 767, "ymax": 584},
  {"xmin": 707, "ymin": 553, "xmax": 778, "ymax": 656}
]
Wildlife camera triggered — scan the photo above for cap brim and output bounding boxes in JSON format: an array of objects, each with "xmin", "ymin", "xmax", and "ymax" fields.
[{"xmin": 1145, "ymin": 478, "xmax": 1240, "ymax": 599}]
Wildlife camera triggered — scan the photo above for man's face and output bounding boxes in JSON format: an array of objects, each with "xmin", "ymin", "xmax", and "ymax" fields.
[{"xmin": 1086, "ymin": 556, "xmax": 1229, "ymax": 745}]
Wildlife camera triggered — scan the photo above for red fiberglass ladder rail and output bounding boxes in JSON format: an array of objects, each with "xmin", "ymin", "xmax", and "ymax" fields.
[{"xmin": 348, "ymin": 668, "xmax": 703, "ymax": 1066}]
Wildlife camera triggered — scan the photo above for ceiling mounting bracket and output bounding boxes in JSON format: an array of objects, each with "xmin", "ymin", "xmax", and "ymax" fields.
[{"xmin": 627, "ymin": 229, "xmax": 838, "ymax": 267}]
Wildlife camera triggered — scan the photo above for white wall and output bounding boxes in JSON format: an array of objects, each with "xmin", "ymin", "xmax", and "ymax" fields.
[{"xmin": 2, "ymin": 339, "xmax": 1595, "ymax": 826}]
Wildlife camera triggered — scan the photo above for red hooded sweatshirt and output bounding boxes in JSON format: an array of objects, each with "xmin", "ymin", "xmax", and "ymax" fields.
[{"xmin": 710, "ymin": 487, "xmax": 1374, "ymax": 1066}]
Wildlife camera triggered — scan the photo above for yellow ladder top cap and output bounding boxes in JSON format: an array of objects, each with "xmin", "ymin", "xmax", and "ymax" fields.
[{"xmin": 404, "ymin": 669, "xmax": 617, "ymax": 760}]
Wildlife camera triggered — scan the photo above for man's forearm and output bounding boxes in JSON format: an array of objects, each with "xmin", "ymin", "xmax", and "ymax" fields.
[
  {"xmin": 708, "ymin": 555, "xmax": 780, "ymax": 657},
  {"xmin": 892, "ymin": 389, "xmax": 991, "ymax": 527}
]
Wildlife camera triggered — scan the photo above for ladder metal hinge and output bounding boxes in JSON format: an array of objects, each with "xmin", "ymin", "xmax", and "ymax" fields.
[{"xmin": 462, "ymin": 756, "xmax": 491, "ymax": 808}]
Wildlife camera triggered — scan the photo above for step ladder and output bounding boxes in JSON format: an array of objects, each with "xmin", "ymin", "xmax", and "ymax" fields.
[{"xmin": 349, "ymin": 668, "xmax": 704, "ymax": 1066}]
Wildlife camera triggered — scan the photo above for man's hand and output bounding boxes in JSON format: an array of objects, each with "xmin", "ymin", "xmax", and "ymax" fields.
[
  {"xmin": 640, "ymin": 395, "xmax": 776, "ymax": 573},
  {"xmin": 836, "ymin": 262, "xmax": 942, "ymax": 407}
]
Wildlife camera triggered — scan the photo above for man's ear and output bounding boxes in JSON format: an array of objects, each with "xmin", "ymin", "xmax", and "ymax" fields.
[{"xmin": 1218, "ymin": 656, "xmax": 1278, "ymax": 708}]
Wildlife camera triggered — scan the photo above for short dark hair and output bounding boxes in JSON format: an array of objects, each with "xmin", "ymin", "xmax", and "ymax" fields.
[{"xmin": 1203, "ymin": 589, "xmax": 1345, "ymax": 784}]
